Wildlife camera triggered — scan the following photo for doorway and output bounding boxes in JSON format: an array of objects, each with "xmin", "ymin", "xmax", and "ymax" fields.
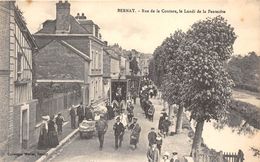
[{"xmin": 21, "ymin": 105, "xmax": 29, "ymax": 149}]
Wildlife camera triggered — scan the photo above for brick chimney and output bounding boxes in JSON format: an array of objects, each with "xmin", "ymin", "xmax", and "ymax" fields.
[{"xmin": 56, "ymin": 0, "xmax": 70, "ymax": 34}]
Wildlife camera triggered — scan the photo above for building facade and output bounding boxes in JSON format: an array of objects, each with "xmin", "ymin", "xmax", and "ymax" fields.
[
  {"xmin": 0, "ymin": 1, "xmax": 38, "ymax": 154},
  {"xmin": 103, "ymin": 47, "xmax": 111, "ymax": 101},
  {"xmin": 139, "ymin": 54, "xmax": 152, "ymax": 76},
  {"xmin": 34, "ymin": 1, "xmax": 105, "ymax": 106}
]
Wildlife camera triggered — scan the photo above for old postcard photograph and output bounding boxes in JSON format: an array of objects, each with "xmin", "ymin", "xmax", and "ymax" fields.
[{"xmin": 0, "ymin": 0, "xmax": 260, "ymax": 162}]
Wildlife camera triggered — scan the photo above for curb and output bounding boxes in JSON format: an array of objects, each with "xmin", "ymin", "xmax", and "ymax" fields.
[{"xmin": 35, "ymin": 128, "xmax": 79, "ymax": 162}]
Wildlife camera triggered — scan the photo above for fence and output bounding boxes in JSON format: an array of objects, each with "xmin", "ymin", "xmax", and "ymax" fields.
[
  {"xmin": 223, "ymin": 150, "xmax": 244, "ymax": 162},
  {"xmin": 36, "ymin": 91, "xmax": 81, "ymax": 123},
  {"xmin": 194, "ymin": 149, "xmax": 244, "ymax": 162}
]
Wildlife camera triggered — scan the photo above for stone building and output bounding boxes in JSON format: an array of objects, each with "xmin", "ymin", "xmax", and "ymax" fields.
[
  {"xmin": 0, "ymin": 1, "xmax": 38, "ymax": 154},
  {"xmin": 33, "ymin": 0, "xmax": 105, "ymax": 106},
  {"xmin": 102, "ymin": 45, "xmax": 111, "ymax": 101},
  {"xmin": 139, "ymin": 53, "xmax": 152, "ymax": 76}
]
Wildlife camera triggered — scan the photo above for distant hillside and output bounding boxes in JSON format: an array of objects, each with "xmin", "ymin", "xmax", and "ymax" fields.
[{"xmin": 226, "ymin": 52, "xmax": 260, "ymax": 92}]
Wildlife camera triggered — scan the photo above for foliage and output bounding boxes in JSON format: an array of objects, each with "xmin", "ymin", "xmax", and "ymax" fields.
[
  {"xmin": 228, "ymin": 99, "xmax": 260, "ymax": 129},
  {"xmin": 250, "ymin": 147, "xmax": 260, "ymax": 158},
  {"xmin": 181, "ymin": 16, "xmax": 236, "ymax": 122},
  {"xmin": 148, "ymin": 45, "xmax": 167, "ymax": 88},
  {"xmin": 161, "ymin": 31, "xmax": 186, "ymax": 105},
  {"xmin": 33, "ymin": 82, "xmax": 82, "ymax": 103},
  {"xmin": 129, "ymin": 56, "xmax": 140, "ymax": 75},
  {"xmin": 226, "ymin": 52, "xmax": 260, "ymax": 92}
]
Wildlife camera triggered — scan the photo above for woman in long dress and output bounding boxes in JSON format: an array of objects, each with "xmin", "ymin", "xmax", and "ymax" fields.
[
  {"xmin": 37, "ymin": 116, "xmax": 49, "ymax": 149},
  {"xmin": 129, "ymin": 117, "xmax": 141, "ymax": 150},
  {"xmin": 48, "ymin": 115, "xmax": 59, "ymax": 148}
]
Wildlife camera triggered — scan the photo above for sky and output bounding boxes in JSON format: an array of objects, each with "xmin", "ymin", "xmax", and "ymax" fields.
[{"xmin": 17, "ymin": 0, "xmax": 260, "ymax": 55}]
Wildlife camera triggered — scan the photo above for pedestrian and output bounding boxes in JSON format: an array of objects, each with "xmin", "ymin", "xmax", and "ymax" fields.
[
  {"xmin": 106, "ymin": 102, "xmax": 114, "ymax": 120},
  {"xmin": 85, "ymin": 106, "xmax": 94, "ymax": 121},
  {"xmin": 148, "ymin": 104, "xmax": 155, "ymax": 122},
  {"xmin": 149, "ymin": 88, "xmax": 154, "ymax": 98},
  {"xmin": 113, "ymin": 116, "xmax": 125, "ymax": 149},
  {"xmin": 55, "ymin": 112, "xmax": 65, "ymax": 135},
  {"xmin": 148, "ymin": 128, "xmax": 157, "ymax": 146},
  {"xmin": 153, "ymin": 87, "xmax": 157, "ymax": 99},
  {"xmin": 113, "ymin": 102, "xmax": 120, "ymax": 117},
  {"xmin": 156, "ymin": 133, "xmax": 163, "ymax": 154},
  {"xmin": 158, "ymin": 112, "xmax": 167, "ymax": 133},
  {"xmin": 163, "ymin": 152, "xmax": 171, "ymax": 162},
  {"xmin": 128, "ymin": 117, "xmax": 141, "ymax": 150},
  {"xmin": 127, "ymin": 101, "xmax": 134, "ymax": 123},
  {"xmin": 144, "ymin": 100, "xmax": 150, "ymax": 119},
  {"xmin": 118, "ymin": 109, "xmax": 128, "ymax": 128},
  {"xmin": 132, "ymin": 93, "xmax": 137, "ymax": 104},
  {"xmin": 37, "ymin": 116, "xmax": 49, "ymax": 150},
  {"xmin": 77, "ymin": 102, "xmax": 85, "ymax": 126},
  {"xmin": 48, "ymin": 115, "xmax": 59, "ymax": 148},
  {"xmin": 162, "ymin": 116, "xmax": 171, "ymax": 137},
  {"xmin": 170, "ymin": 152, "xmax": 180, "ymax": 162},
  {"xmin": 95, "ymin": 115, "xmax": 108, "ymax": 150},
  {"xmin": 147, "ymin": 143, "xmax": 160, "ymax": 162},
  {"xmin": 70, "ymin": 106, "xmax": 76, "ymax": 129}
]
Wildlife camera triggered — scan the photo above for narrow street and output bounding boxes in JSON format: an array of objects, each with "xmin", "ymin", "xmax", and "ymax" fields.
[{"xmin": 48, "ymin": 98, "xmax": 192, "ymax": 162}]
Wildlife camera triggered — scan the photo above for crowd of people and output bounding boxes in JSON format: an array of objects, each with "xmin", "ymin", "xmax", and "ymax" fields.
[
  {"xmin": 38, "ymin": 78, "xmax": 180, "ymax": 162},
  {"xmin": 94, "ymin": 100, "xmax": 142, "ymax": 151}
]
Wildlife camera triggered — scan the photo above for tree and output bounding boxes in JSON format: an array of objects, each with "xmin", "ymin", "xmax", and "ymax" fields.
[
  {"xmin": 160, "ymin": 30, "xmax": 186, "ymax": 133},
  {"xmin": 149, "ymin": 30, "xmax": 186, "ymax": 134},
  {"xmin": 181, "ymin": 16, "xmax": 236, "ymax": 156},
  {"xmin": 226, "ymin": 51, "xmax": 260, "ymax": 92},
  {"xmin": 129, "ymin": 56, "xmax": 140, "ymax": 75}
]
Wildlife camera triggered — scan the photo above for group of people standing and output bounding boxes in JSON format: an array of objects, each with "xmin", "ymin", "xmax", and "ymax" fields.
[
  {"xmin": 69, "ymin": 102, "xmax": 95, "ymax": 129},
  {"xmin": 37, "ymin": 114, "xmax": 64, "ymax": 150},
  {"xmin": 94, "ymin": 100, "xmax": 141, "ymax": 151},
  {"xmin": 140, "ymin": 84, "xmax": 157, "ymax": 122}
]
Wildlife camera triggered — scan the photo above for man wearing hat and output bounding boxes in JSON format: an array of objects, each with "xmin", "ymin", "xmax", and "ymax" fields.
[
  {"xmin": 147, "ymin": 143, "xmax": 160, "ymax": 162},
  {"xmin": 128, "ymin": 117, "xmax": 141, "ymax": 150},
  {"xmin": 95, "ymin": 115, "xmax": 108, "ymax": 150},
  {"xmin": 148, "ymin": 127, "xmax": 157, "ymax": 146},
  {"xmin": 55, "ymin": 112, "xmax": 65, "ymax": 135},
  {"xmin": 70, "ymin": 106, "xmax": 76, "ymax": 129},
  {"xmin": 170, "ymin": 152, "xmax": 180, "ymax": 162},
  {"xmin": 77, "ymin": 102, "xmax": 85, "ymax": 126},
  {"xmin": 163, "ymin": 152, "xmax": 170, "ymax": 162},
  {"xmin": 113, "ymin": 116, "xmax": 125, "ymax": 149}
]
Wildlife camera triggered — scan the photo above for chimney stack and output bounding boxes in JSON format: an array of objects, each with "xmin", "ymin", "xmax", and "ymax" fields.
[{"xmin": 56, "ymin": 0, "xmax": 70, "ymax": 34}]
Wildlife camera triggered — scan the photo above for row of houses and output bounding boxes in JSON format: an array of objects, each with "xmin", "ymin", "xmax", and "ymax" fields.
[{"xmin": 0, "ymin": 1, "xmax": 152, "ymax": 155}]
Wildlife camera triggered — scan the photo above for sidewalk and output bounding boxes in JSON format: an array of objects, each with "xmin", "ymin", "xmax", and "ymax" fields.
[
  {"xmin": 6, "ymin": 109, "xmax": 78, "ymax": 162},
  {"xmin": 150, "ymin": 98, "xmax": 193, "ymax": 161}
]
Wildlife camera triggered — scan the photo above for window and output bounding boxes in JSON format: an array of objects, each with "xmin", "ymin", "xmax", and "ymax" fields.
[
  {"xmin": 96, "ymin": 51, "xmax": 98, "ymax": 69},
  {"xmin": 92, "ymin": 51, "xmax": 95, "ymax": 69},
  {"xmin": 17, "ymin": 52, "xmax": 22, "ymax": 80},
  {"xmin": 96, "ymin": 81, "xmax": 98, "ymax": 98}
]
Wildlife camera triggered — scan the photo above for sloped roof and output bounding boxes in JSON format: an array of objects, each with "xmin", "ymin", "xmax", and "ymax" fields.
[
  {"xmin": 104, "ymin": 48, "xmax": 120, "ymax": 60},
  {"xmin": 35, "ymin": 15, "xmax": 91, "ymax": 35},
  {"xmin": 14, "ymin": 5, "xmax": 38, "ymax": 50}
]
